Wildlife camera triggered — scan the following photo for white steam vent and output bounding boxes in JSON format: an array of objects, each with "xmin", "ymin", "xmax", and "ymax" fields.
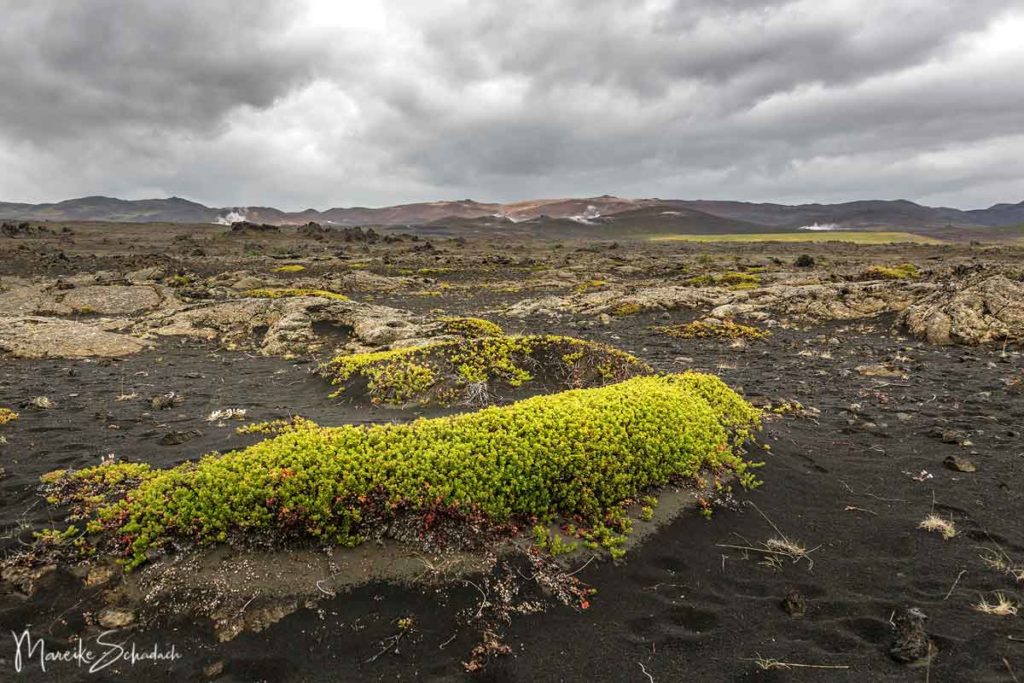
[
  {"xmin": 214, "ymin": 209, "xmax": 247, "ymax": 225},
  {"xmin": 798, "ymin": 222, "xmax": 841, "ymax": 231}
]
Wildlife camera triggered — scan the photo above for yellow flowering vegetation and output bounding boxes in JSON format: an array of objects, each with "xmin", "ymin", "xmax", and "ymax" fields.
[
  {"xmin": 0, "ymin": 407, "xmax": 18, "ymax": 425},
  {"xmin": 39, "ymin": 372, "xmax": 761, "ymax": 569}
]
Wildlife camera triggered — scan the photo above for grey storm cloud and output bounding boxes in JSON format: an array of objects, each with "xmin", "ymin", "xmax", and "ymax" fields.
[
  {"xmin": 0, "ymin": 0, "xmax": 1022, "ymax": 209},
  {"xmin": 0, "ymin": 1, "xmax": 323, "ymax": 139}
]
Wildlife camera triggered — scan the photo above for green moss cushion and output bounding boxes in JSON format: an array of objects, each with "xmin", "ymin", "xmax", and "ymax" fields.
[{"xmin": 64, "ymin": 372, "xmax": 760, "ymax": 568}]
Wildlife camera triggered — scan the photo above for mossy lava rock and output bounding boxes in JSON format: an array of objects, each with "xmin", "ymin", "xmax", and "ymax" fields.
[{"xmin": 321, "ymin": 334, "xmax": 653, "ymax": 406}]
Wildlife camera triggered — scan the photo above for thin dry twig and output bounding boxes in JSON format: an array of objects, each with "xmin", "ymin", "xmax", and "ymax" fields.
[
  {"xmin": 1006, "ymin": 657, "xmax": 1020, "ymax": 683},
  {"xmin": 366, "ymin": 631, "xmax": 405, "ymax": 663},
  {"xmin": 564, "ymin": 555, "xmax": 597, "ymax": 577},
  {"xmin": 638, "ymin": 661, "xmax": 655, "ymax": 682},
  {"xmin": 943, "ymin": 569, "xmax": 967, "ymax": 600}
]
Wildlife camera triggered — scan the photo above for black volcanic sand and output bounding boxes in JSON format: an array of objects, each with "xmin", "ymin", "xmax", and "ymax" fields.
[
  {"xmin": 1, "ymin": 226, "xmax": 1024, "ymax": 681},
  {"xmin": 1, "ymin": 320, "xmax": 1021, "ymax": 681}
]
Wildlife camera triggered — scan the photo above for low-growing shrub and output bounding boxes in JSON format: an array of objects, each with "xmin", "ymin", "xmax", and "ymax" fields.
[
  {"xmin": 41, "ymin": 461, "xmax": 155, "ymax": 520},
  {"xmin": 321, "ymin": 335, "xmax": 651, "ymax": 406},
  {"xmin": 532, "ymin": 525, "xmax": 579, "ymax": 556},
  {"xmin": 661, "ymin": 320, "xmax": 770, "ymax": 342},
  {"xmin": 243, "ymin": 288, "xmax": 350, "ymax": 301},
  {"xmin": 41, "ymin": 373, "xmax": 761, "ymax": 569},
  {"xmin": 861, "ymin": 263, "xmax": 920, "ymax": 280},
  {"xmin": 438, "ymin": 316, "xmax": 504, "ymax": 338}
]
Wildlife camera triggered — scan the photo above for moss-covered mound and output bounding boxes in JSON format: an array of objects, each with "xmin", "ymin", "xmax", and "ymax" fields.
[
  {"xmin": 42, "ymin": 373, "xmax": 761, "ymax": 569},
  {"xmin": 321, "ymin": 334, "xmax": 652, "ymax": 406}
]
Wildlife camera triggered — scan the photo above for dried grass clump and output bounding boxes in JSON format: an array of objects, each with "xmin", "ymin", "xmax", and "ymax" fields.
[
  {"xmin": 981, "ymin": 548, "xmax": 1024, "ymax": 584},
  {"xmin": 919, "ymin": 513, "xmax": 957, "ymax": 540},
  {"xmin": 974, "ymin": 592, "xmax": 1019, "ymax": 617}
]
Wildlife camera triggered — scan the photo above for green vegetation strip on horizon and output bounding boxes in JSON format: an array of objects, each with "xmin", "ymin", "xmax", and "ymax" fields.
[
  {"xmin": 41, "ymin": 373, "xmax": 762, "ymax": 569},
  {"xmin": 649, "ymin": 231, "xmax": 944, "ymax": 244}
]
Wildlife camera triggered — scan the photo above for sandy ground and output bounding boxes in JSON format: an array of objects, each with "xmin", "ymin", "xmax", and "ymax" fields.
[{"xmin": 1, "ymin": 222, "xmax": 1023, "ymax": 681}]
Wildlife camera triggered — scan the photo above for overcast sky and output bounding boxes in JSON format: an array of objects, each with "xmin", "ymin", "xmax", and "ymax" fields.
[{"xmin": 1, "ymin": 1, "xmax": 1022, "ymax": 210}]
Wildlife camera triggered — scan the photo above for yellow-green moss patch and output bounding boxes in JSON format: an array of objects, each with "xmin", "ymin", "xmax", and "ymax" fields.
[
  {"xmin": 684, "ymin": 271, "xmax": 761, "ymax": 290},
  {"xmin": 272, "ymin": 264, "xmax": 306, "ymax": 274},
  {"xmin": 611, "ymin": 302, "xmax": 643, "ymax": 317},
  {"xmin": 661, "ymin": 320, "xmax": 770, "ymax": 342},
  {"xmin": 322, "ymin": 335, "xmax": 651, "ymax": 406},
  {"xmin": 243, "ymin": 288, "xmax": 350, "ymax": 301},
  {"xmin": 860, "ymin": 263, "xmax": 920, "ymax": 280},
  {"xmin": 41, "ymin": 373, "xmax": 761, "ymax": 568},
  {"xmin": 438, "ymin": 316, "xmax": 504, "ymax": 338},
  {"xmin": 573, "ymin": 279, "xmax": 609, "ymax": 294}
]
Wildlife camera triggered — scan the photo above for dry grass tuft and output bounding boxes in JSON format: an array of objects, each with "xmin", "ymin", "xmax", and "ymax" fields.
[
  {"xmin": 974, "ymin": 592, "xmax": 1019, "ymax": 617},
  {"xmin": 981, "ymin": 548, "xmax": 1024, "ymax": 584},
  {"xmin": 919, "ymin": 513, "xmax": 957, "ymax": 540},
  {"xmin": 717, "ymin": 502, "xmax": 819, "ymax": 569},
  {"xmin": 764, "ymin": 537, "xmax": 812, "ymax": 562},
  {"xmin": 744, "ymin": 654, "xmax": 850, "ymax": 671}
]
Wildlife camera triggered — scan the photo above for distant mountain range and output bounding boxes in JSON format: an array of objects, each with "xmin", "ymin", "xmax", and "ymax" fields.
[{"xmin": 2, "ymin": 194, "xmax": 1023, "ymax": 237}]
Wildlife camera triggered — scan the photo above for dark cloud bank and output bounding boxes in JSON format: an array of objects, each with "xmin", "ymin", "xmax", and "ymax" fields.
[{"xmin": 0, "ymin": 0, "xmax": 1021, "ymax": 210}]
